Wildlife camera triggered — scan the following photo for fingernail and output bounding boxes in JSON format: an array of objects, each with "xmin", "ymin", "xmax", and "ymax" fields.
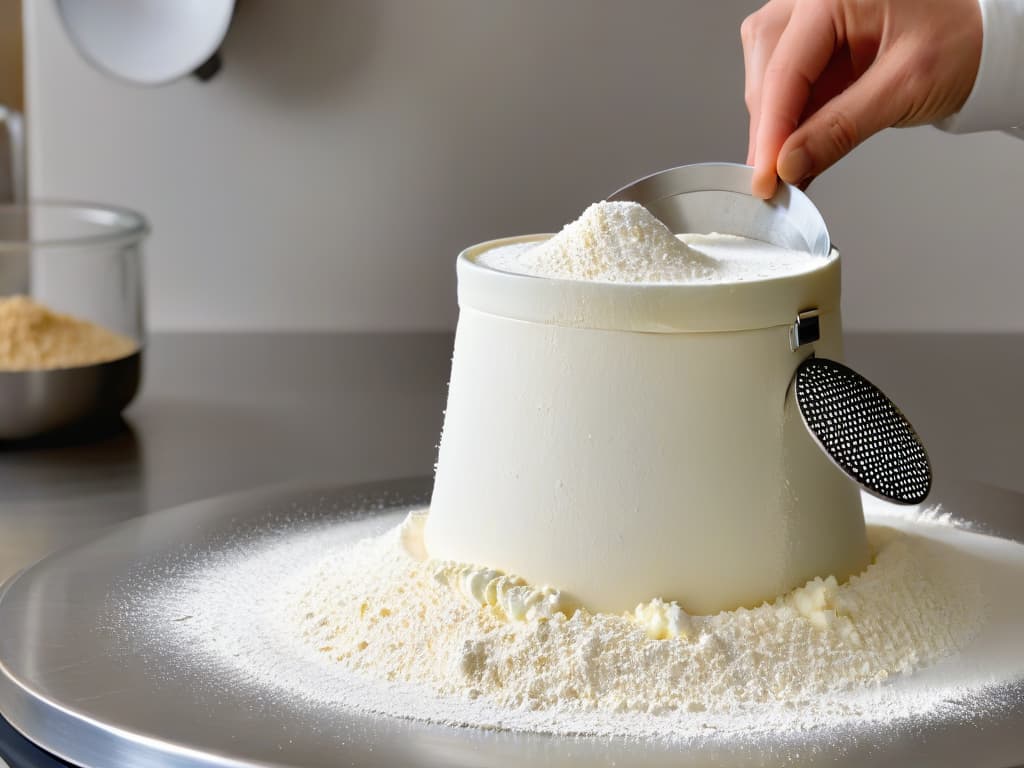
[
  {"xmin": 779, "ymin": 146, "xmax": 813, "ymax": 185},
  {"xmin": 751, "ymin": 172, "xmax": 776, "ymax": 199}
]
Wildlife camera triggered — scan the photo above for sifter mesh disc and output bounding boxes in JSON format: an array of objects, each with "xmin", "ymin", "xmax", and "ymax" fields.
[{"xmin": 794, "ymin": 357, "xmax": 932, "ymax": 504}]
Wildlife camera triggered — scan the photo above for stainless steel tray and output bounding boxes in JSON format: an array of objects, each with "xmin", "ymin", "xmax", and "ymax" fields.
[{"xmin": 0, "ymin": 478, "xmax": 1022, "ymax": 768}]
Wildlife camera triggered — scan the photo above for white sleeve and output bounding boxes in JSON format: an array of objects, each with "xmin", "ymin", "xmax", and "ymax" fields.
[{"xmin": 937, "ymin": 0, "xmax": 1024, "ymax": 135}]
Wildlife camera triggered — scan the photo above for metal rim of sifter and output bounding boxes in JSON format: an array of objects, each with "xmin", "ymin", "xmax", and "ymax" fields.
[
  {"xmin": 609, "ymin": 162, "xmax": 933, "ymax": 505},
  {"xmin": 608, "ymin": 161, "xmax": 832, "ymax": 259}
]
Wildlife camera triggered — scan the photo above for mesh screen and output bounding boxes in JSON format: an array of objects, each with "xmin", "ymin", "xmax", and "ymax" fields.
[{"xmin": 795, "ymin": 357, "xmax": 931, "ymax": 504}]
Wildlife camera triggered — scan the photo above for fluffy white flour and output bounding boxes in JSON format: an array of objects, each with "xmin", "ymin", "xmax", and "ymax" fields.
[
  {"xmin": 476, "ymin": 201, "xmax": 825, "ymax": 283},
  {"xmin": 295, "ymin": 514, "xmax": 981, "ymax": 715},
  {"xmin": 479, "ymin": 201, "xmax": 717, "ymax": 282}
]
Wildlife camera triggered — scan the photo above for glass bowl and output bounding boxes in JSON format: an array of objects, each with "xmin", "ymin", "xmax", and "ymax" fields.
[{"xmin": 0, "ymin": 202, "xmax": 148, "ymax": 439}]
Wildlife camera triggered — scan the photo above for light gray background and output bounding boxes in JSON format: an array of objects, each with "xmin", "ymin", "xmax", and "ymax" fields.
[{"xmin": 23, "ymin": 0, "xmax": 1024, "ymax": 332}]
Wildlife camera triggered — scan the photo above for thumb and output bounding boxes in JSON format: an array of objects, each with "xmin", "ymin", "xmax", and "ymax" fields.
[{"xmin": 777, "ymin": 59, "xmax": 907, "ymax": 184}]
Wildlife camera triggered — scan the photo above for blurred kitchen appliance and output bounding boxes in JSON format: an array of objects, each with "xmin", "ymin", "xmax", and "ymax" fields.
[{"xmin": 55, "ymin": 0, "xmax": 235, "ymax": 85}]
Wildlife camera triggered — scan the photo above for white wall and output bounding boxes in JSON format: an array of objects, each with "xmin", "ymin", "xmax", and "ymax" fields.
[{"xmin": 24, "ymin": 0, "xmax": 1024, "ymax": 333}]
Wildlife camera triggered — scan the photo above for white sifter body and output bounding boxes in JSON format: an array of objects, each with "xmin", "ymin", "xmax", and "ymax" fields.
[{"xmin": 425, "ymin": 165, "xmax": 871, "ymax": 616}]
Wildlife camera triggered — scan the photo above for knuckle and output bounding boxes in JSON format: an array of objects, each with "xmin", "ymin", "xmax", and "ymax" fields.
[
  {"xmin": 823, "ymin": 110, "xmax": 859, "ymax": 155},
  {"xmin": 915, "ymin": 49, "xmax": 940, "ymax": 80},
  {"xmin": 740, "ymin": 13, "xmax": 760, "ymax": 44},
  {"xmin": 901, "ymin": 48, "xmax": 939, "ymax": 97}
]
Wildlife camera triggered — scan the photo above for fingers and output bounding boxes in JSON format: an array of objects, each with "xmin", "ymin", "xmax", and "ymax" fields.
[
  {"xmin": 777, "ymin": 57, "xmax": 906, "ymax": 185},
  {"xmin": 752, "ymin": 0, "xmax": 838, "ymax": 198},
  {"xmin": 802, "ymin": 49, "xmax": 855, "ymax": 122},
  {"xmin": 741, "ymin": 2, "xmax": 793, "ymax": 165},
  {"xmin": 744, "ymin": 0, "xmax": 981, "ymax": 195}
]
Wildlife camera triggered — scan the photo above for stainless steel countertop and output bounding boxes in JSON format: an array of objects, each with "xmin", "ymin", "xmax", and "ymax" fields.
[{"xmin": 1, "ymin": 331, "xmax": 1022, "ymax": 589}]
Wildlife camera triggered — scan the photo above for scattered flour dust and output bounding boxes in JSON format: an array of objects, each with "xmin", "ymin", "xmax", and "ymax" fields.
[{"xmin": 116, "ymin": 503, "xmax": 1024, "ymax": 749}]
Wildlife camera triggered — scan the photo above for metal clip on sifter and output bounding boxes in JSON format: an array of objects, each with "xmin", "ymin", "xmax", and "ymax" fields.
[{"xmin": 609, "ymin": 163, "xmax": 931, "ymax": 505}]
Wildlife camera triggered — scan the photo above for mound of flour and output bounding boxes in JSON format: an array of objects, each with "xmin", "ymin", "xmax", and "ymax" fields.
[
  {"xmin": 516, "ymin": 201, "xmax": 717, "ymax": 282},
  {"xmin": 293, "ymin": 517, "xmax": 982, "ymax": 716}
]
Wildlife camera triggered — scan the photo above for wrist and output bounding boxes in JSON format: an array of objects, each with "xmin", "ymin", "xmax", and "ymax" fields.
[{"xmin": 938, "ymin": 0, "xmax": 1024, "ymax": 133}]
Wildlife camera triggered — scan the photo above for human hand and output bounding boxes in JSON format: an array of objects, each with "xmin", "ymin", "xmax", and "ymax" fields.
[{"xmin": 741, "ymin": 0, "xmax": 983, "ymax": 198}]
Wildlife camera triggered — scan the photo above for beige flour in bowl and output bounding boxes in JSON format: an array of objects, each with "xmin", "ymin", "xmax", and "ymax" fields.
[{"xmin": 0, "ymin": 295, "xmax": 137, "ymax": 371}]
